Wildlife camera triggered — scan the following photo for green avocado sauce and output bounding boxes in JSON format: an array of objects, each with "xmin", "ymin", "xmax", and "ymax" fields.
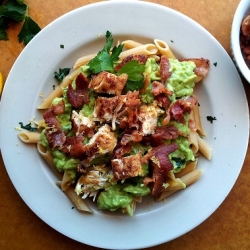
[
  {"xmin": 97, "ymin": 178, "xmax": 150, "ymax": 214},
  {"xmin": 81, "ymin": 89, "xmax": 96, "ymax": 117},
  {"xmin": 140, "ymin": 58, "xmax": 160, "ymax": 104},
  {"xmin": 97, "ymin": 185, "xmax": 134, "ymax": 211},
  {"xmin": 166, "ymin": 59, "xmax": 196, "ymax": 101},
  {"xmin": 52, "ymin": 97, "xmax": 72, "ymax": 131},
  {"xmin": 40, "ymin": 130, "xmax": 79, "ymax": 181},
  {"xmin": 170, "ymin": 136, "xmax": 195, "ymax": 173}
]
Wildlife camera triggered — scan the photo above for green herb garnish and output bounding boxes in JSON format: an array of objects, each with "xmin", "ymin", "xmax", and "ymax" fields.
[
  {"xmin": 0, "ymin": 0, "xmax": 40, "ymax": 44},
  {"xmin": 54, "ymin": 68, "xmax": 71, "ymax": 83},
  {"xmin": 18, "ymin": 6, "xmax": 41, "ymax": 45},
  {"xmin": 19, "ymin": 122, "xmax": 37, "ymax": 131},
  {"xmin": 88, "ymin": 30, "xmax": 123, "ymax": 74}
]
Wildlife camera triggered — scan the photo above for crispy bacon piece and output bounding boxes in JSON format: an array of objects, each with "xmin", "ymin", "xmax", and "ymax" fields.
[
  {"xmin": 114, "ymin": 144, "xmax": 132, "ymax": 159},
  {"xmin": 114, "ymin": 54, "xmax": 148, "ymax": 72},
  {"xmin": 149, "ymin": 143, "xmax": 178, "ymax": 198},
  {"xmin": 152, "ymin": 81, "xmax": 172, "ymax": 96},
  {"xmin": 52, "ymin": 99, "xmax": 65, "ymax": 115},
  {"xmin": 62, "ymin": 134, "xmax": 85, "ymax": 158},
  {"xmin": 181, "ymin": 58, "xmax": 210, "ymax": 80},
  {"xmin": 89, "ymin": 71, "xmax": 128, "ymax": 95},
  {"xmin": 151, "ymin": 124, "xmax": 180, "ymax": 146},
  {"xmin": 120, "ymin": 130, "xmax": 143, "ymax": 146},
  {"xmin": 170, "ymin": 96, "xmax": 197, "ymax": 124},
  {"xmin": 155, "ymin": 93, "xmax": 171, "ymax": 110},
  {"xmin": 160, "ymin": 55, "xmax": 171, "ymax": 84},
  {"xmin": 67, "ymin": 73, "xmax": 89, "ymax": 109},
  {"xmin": 43, "ymin": 108, "xmax": 66, "ymax": 149}
]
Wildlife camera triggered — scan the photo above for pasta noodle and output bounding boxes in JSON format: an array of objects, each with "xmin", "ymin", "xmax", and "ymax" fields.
[
  {"xmin": 18, "ymin": 132, "xmax": 40, "ymax": 143},
  {"xmin": 154, "ymin": 39, "xmax": 176, "ymax": 59},
  {"xmin": 61, "ymin": 171, "xmax": 72, "ymax": 191},
  {"xmin": 37, "ymin": 142, "xmax": 63, "ymax": 180},
  {"xmin": 196, "ymin": 133, "xmax": 212, "ymax": 160},
  {"xmin": 122, "ymin": 40, "xmax": 143, "ymax": 49},
  {"xmin": 57, "ymin": 183, "xmax": 93, "ymax": 213},
  {"xmin": 188, "ymin": 110, "xmax": 199, "ymax": 153},
  {"xmin": 193, "ymin": 99, "xmax": 206, "ymax": 136},
  {"xmin": 157, "ymin": 169, "xmax": 202, "ymax": 201},
  {"xmin": 73, "ymin": 53, "xmax": 97, "ymax": 70},
  {"xmin": 37, "ymin": 68, "xmax": 81, "ymax": 109},
  {"xmin": 119, "ymin": 44, "xmax": 158, "ymax": 59},
  {"xmin": 175, "ymin": 159, "xmax": 198, "ymax": 178}
]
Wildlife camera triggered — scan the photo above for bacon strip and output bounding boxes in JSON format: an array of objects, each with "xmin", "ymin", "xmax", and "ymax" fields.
[
  {"xmin": 67, "ymin": 73, "xmax": 89, "ymax": 109},
  {"xmin": 62, "ymin": 134, "xmax": 85, "ymax": 158},
  {"xmin": 152, "ymin": 81, "xmax": 172, "ymax": 96},
  {"xmin": 160, "ymin": 55, "xmax": 171, "ymax": 84},
  {"xmin": 52, "ymin": 99, "xmax": 65, "ymax": 115},
  {"xmin": 170, "ymin": 96, "xmax": 197, "ymax": 124},
  {"xmin": 43, "ymin": 108, "xmax": 66, "ymax": 149},
  {"xmin": 150, "ymin": 143, "xmax": 178, "ymax": 197},
  {"xmin": 120, "ymin": 130, "xmax": 143, "ymax": 146},
  {"xmin": 180, "ymin": 58, "xmax": 210, "ymax": 79}
]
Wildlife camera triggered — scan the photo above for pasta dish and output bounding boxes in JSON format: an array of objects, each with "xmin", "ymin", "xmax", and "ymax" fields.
[{"xmin": 18, "ymin": 31, "xmax": 211, "ymax": 216}]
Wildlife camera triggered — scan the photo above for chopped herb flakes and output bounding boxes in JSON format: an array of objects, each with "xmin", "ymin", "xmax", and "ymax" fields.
[
  {"xmin": 213, "ymin": 62, "xmax": 217, "ymax": 67},
  {"xmin": 206, "ymin": 116, "xmax": 217, "ymax": 123},
  {"xmin": 60, "ymin": 44, "xmax": 64, "ymax": 48},
  {"xmin": 54, "ymin": 68, "xmax": 71, "ymax": 83},
  {"xmin": 19, "ymin": 122, "xmax": 37, "ymax": 131}
]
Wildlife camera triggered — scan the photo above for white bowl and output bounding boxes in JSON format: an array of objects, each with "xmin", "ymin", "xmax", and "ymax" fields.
[{"xmin": 231, "ymin": 0, "xmax": 250, "ymax": 82}]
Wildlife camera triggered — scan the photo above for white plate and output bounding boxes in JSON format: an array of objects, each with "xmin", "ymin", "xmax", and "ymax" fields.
[{"xmin": 0, "ymin": 1, "xmax": 249, "ymax": 249}]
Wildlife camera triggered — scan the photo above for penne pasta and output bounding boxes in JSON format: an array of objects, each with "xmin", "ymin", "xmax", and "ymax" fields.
[
  {"xmin": 154, "ymin": 39, "xmax": 176, "ymax": 59},
  {"xmin": 175, "ymin": 159, "xmax": 198, "ymax": 178},
  {"xmin": 122, "ymin": 40, "xmax": 143, "ymax": 50},
  {"xmin": 196, "ymin": 133, "xmax": 212, "ymax": 160},
  {"xmin": 193, "ymin": 100, "xmax": 206, "ymax": 136},
  {"xmin": 37, "ymin": 142, "xmax": 63, "ymax": 180},
  {"xmin": 18, "ymin": 131, "xmax": 41, "ymax": 143},
  {"xmin": 119, "ymin": 44, "xmax": 158, "ymax": 59},
  {"xmin": 157, "ymin": 169, "xmax": 202, "ymax": 201},
  {"xmin": 37, "ymin": 68, "xmax": 81, "ymax": 109},
  {"xmin": 61, "ymin": 171, "xmax": 72, "ymax": 191},
  {"xmin": 188, "ymin": 129, "xmax": 199, "ymax": 154},
  {"xmin": 73, "ymin": 53, "xmax": 96, "ymax": 70},
  {"xmin": 57, "ymin": 182, "xmax": 93, "ymax": 213}
]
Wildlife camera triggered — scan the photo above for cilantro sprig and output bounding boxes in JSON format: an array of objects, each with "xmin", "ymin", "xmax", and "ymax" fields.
[
  {"xmin": 88, "ymin": 31, "xmax": 123, "ymax": 74},
  {"xmin": 0, "ymin": 0, "xmax": 40, "ymax": 45}
]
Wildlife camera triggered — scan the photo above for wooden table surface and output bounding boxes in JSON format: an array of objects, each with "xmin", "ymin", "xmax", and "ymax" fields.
[{"xmin": 1, "ymin": 0, "xmax": 250, "ymax": 249}]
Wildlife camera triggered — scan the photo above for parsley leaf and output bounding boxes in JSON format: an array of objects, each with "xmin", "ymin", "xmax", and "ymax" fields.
[
  {"xmin": 0, "ymin": 18, "xmax": 8, "ymax": 40},
  {"xmin": 0, "ymin": 0, "xmax": 26, "ymax": 22},
  {"xmin": 54, "ymin": 68, "xmax": 71, "ymax": 83},
  {"xmin": 18, "ymin": 7, "xmax": 41, "ymax": 45},
  {"xmin": 88, "ymin": 31, "xmax": 123, "ymax": 74},
  {"xmin": 117, "ymin": 60, "xmax": 145, "ymax": 91},
  {"xmin": 0, "ymin": 0, "xmax": 40, "ymax": 44},
  {"xmin": 19, "ymin": 122, "xmax": 37, "ymax": 131}
]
